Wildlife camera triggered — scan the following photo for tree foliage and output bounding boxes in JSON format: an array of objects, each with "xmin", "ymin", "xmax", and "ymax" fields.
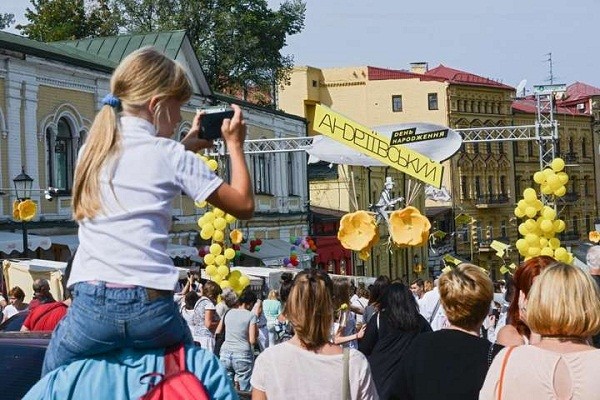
[
  {"xmin": 18, "ymin": 0, "xmax": 119, "ymax": 41},
  {"xmin": 114, "ymin": 0, "xmax": 306, "ymax": 101},
  {"xmin": 18, "ymin": 0, "xmax": 305, "ymax": 104},
  {"xmin": 0, "ymin": 13, "xmax": 15, "ymax": 30}
]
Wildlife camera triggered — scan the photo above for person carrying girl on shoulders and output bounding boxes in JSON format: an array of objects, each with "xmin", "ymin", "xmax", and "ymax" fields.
[{"xmin": 42, "ymin": 46, "xmax": 254, "ymax": 375}]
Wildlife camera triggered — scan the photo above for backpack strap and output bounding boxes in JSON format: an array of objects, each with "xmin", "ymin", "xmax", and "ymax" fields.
[
  {"xmin": 164, "ymin": 344, "xmax": 186, "ymax": 376},
  {"xmin": 496, "ymin": 346, "xmax": 515, "ymax": 400}
]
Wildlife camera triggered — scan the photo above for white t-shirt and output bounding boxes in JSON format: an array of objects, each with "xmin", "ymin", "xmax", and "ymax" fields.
[
  {"xmin": 251, "ymin": 342, "xmax": 379, "ymax": 400},
  {"xmin": 418, "ymin": 287, "xmax": 447, "ymax": 331},
  {"xmin": 68, "ymin": 116, "xmax": 223, "ymax": 290},
  {"xmin": 2, "ymin": 304, "xmax": 24, "ymax": 321}
]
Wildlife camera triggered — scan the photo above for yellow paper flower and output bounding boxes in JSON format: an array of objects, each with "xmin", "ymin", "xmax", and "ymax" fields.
[
  {"xmin": 12, "ymin": 200, "xmax": 21, "ymax": 221},
  {"xmin": 389, "ymin": 206, "xmax": 431, "ymax": 247},
  {"xmin": 230, "ymin": 229, "xmax": 243, "ymax": 244},
  {"xmin": 17, "ymin": 200, "xmax": 37, "ymax": 222},
  {"xmin": 337, "ymin": 211, "xmax": 378, "ymax": 251},
  {"xmin": 589, "ymin": 231, "xmax": 600, "ymax": 244},
  {"xmin": 358, "ymin": 249, "xmax": 371, "ymax": 261},
  {"xmin": 339, "ymin": 303, "xmax": 348, "ymax": 311}
]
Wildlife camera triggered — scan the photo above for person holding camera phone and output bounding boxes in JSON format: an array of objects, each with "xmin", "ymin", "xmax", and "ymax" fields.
[{"xmin": 42, "ymin": 46, "xmax": 254, "ymax": 376}]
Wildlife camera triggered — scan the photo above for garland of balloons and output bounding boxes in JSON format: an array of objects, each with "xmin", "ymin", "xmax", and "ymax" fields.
[
  {"xmin": 513, "ymin": 157, "xmax": 574, "ymax": 264},
  {"xmin": 195, "ymin": 154, "xmax": 251, "ymax": 294},
  {"xmin": 282, "ymin": 236, "xmax": 317, "ymax": 268}
]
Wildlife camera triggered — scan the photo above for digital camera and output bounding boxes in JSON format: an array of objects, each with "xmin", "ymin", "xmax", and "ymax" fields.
[{"xmin": 198, "ymin": 107, "xmax": 234, "ymax": 140}]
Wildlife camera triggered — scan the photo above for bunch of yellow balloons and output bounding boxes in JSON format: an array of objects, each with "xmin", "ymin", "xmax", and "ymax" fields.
[
  {"xmin": 195, "ymin": 153, "xmax": 250, "ymax": 294},
  {"xmin": 533, "ymin": 158, "xmax": 569, "ymax": 197},
  {"xmin": 513, "ymin": 158, "xmax": 573, "ymax": 264}
]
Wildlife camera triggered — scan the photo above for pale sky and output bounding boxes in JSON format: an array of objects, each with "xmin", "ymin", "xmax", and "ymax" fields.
[{"xmin": 4, "ymin": 0, "xmax": 600, "ymax": 91}]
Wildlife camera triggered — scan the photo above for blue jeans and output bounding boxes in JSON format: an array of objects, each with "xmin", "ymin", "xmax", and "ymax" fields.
[
  {"xmin": 219, "ymin": 350, "xmax": 254, "ymax": 392},
  {"xmin": 42, "ymin": 282, "xmax": 192, "ymax": 376}
]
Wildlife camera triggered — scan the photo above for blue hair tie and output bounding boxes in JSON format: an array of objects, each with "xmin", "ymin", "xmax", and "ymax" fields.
[{"xmin": 101, "ymin": 93, "xmax": 121, "ymax": 108}]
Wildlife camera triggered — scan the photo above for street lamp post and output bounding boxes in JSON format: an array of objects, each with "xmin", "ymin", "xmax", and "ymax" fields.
[{"xmin": 13, "ymin": 168, "xmax": 34, "ymax": 258}]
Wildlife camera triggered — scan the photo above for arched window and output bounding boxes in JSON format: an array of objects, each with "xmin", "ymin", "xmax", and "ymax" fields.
[{"xmin": 46, "ymin": 118, "xmax": 75, "ymax": 191}]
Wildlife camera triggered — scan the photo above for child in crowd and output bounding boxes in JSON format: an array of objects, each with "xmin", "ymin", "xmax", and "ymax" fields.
[{"xmin": 42, "ymin": 46, "xmax": 254, "ymax": 375}]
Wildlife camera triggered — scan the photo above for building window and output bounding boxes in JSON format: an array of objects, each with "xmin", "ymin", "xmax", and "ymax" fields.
[
  {"xmin": 514, "ymin": 142, "xmax": 520, "ymax": 156},
  {"xmin": 473, "ymin": 143, "xmax": 479, "ymax": 154},
  {"xmin": 501, "ymin": 221, "xmax": 507, "ymax": 238},
  {"xmin": 392, "ymin": 95, "xmax": 403, "ymax": 112},
  {"xmin": 486, "ymin": 142, "xmax": 492, "ymax": 153},
  {"xmin": 487, "ymin": 176, "xmax": 493, "ymax": 196},
  {"xmin": 312, "ymin": 80, "xmax": 317, "ymax": 87},
  {"xmin": 475, "ymin": 176, "xmax": 481, "ymax": 198},
  {"xmin": 461, "ymin": 175, "xmax": 469, "ymax": 198},
  {"xmin": 252, "ymin": 154, "xmax": 272, "ymax": 194},
  {"xmin": 582, "ymin": 139, "xmax": 587, "ymax": 157},
  {"xmin": 573, "ymin": 216, "xmax": 579, "ymax": 234},
  {"xmin": 527, "ymin": 141, "xmax": 534, "ymax": 157},
  {"xmin": 586, "ymin": 215, "xmax": 592, "ymax": 233},
  {"xmin": 500, "ymin": 176, "xmax": 507, "ymax": 196},
  {"xmin": 515, "ymin": 175, "xmax": 521, "ymax": 196},
  {"xmin": 498, "ymin": 142, "xmax": 504, "ymax": 154},
  {"xmin": 287, "ymin": 153, "xmax": 296, "ymax": 195},
  {"xmin": 46, "ymin": 118, "xmax": 75, "ymax": 192},
  {"xmin": 584, "ymin": 176, "xmax": 590, "ymax": 196},
  {"xmin": 428, "ymin": 93, "xmax": 438, "ymax": 110}
]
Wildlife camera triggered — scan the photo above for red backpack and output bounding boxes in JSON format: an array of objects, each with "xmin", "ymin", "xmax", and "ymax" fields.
[{"xmin": 139, "ymin": 344, "xmax": 210, "ymax": 400}]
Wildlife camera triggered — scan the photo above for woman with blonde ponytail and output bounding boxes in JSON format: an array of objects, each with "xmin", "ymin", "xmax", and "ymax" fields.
[{"xmin": 42, "ymin": 46, "xmax": 254, "ymax": 375}]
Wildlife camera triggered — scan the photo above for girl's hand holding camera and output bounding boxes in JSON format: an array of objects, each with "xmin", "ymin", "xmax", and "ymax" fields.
[{"xmin": 181, "ymin": 104, "xmax": 245, "ymax": 153}]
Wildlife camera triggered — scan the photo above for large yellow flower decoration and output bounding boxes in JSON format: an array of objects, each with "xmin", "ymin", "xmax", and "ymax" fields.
[
  {"xmin": 12, "ymin": 200, "xmax": 21, "ymax": 220},
  {"xmin": 589, "ymin": 231, "xmax": 600, "ymax": 244},
  {"xmin": 18, "ymin": 200, "xmax": 37, "ymax": 221},
  {"xmin": 229, "ymin": 229, "xmax": 243, "ymax": 245},
  {"xmin": 338, "ymin": 211, "xmax": 379, "ymax": 252},
  {"xmin": 389, "ymin": 206, "xmax": 431, "ymax": 247}
]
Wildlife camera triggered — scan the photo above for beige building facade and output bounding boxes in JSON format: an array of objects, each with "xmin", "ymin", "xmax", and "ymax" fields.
[{"xmin": 279, "ymin": 63, "xmax": 599, "ymax": 278}]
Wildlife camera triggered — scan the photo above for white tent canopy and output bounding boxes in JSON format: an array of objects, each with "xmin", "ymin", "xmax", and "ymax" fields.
[
  {"xmin": 50, "ymin": 234, "xmax": 198, "ymax": 259},
  {"xmin": 0, "ymin": 231, "xmax": 52, "ymax": 254}
]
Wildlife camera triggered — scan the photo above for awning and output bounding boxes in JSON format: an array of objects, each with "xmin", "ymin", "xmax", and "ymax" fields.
[
  {"xmin": 0, "ymin": 231, "xmax": 52, "ymax": 254},
  {"xmin": 50, "ymin": 234, "xmax": 199, "ymax": 259},
  {"xmin": 240, "ymin": 239, "xmax": 313, "ymax": 267}
]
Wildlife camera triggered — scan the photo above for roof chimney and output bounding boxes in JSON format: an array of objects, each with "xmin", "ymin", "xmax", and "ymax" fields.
[{"xmin": 410, "ymin": 62, "xmax": 429, "ymax": 75}]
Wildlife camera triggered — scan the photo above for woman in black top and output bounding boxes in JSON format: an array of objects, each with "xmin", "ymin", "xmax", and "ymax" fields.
[
  {"xmin": 359, "ymin": 281, "xmax": 431, "ymax": 399},
  {"xmin": 393, "ymin": 264, "xmax": 503, "ymax": 400}
]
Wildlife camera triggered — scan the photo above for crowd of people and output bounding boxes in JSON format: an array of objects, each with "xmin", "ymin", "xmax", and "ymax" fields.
[{"xmin": 3, "ymin": 46, "xmax": 600, "ymax": 399}]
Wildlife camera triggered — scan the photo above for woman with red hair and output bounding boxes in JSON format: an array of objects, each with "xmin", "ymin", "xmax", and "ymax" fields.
[{"xmin": 496, "ymin": 255, "xmax": 555, "ymax": 346}]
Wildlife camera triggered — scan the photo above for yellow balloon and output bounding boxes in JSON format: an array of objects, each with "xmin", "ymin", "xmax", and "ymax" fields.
[
  {"xmin": 514, "ymin": 207, "xmax": 525, "ymax": 218},
  {"xmin": 204, "ymin": 253, "xmax": 216, "ymax": 265},
  {"xmin": 215, "ymin": 255, "xmax": 227, "ymax": 266},
  {"xmin": 541, "ymin": 184, "xmax": 554, "ymax": 195},
  {"xmin": 523, "ymin": 188, "xmax": 537, "ymax": 202},
  {"xmin": 539, "ymin": 237, "xmax": 548, "ymax": 248},
  {"xmin": 200, "ymin": 227, "xmax": 214, "ymax": 240},
  {"xmin": 517, "ymin": 200, "xmax": 527, "ymax": 209},
  {"xmin": 197, "ymin": 216, "xmax": 206, "ymax": 228},
  {"xmin": 540, "ymin": 247, "xmax": 554, "ymax": 256},
  {"xmin": 213, "ymin": 217, "xmax": 227, "ymax": 231},
  {"xmin": 554, "ymin": 186, "xmax": 566, "ymax": 197},
  {"xmin": 518, "ymin": 224, "xmax": 528, "ymax": 236},
  {"xmin": 201, "ymin": 223, "xmax": 215, "ymax": 235},
  {"xmin": 212, "ymin": 230, "xmax": 225, "ymax": 242},
  {"xmin": 541, "ymin": 206, "xmax": 556, "ymax": 220},
  {"xmin": 525, "ymin": 234, "xmax": 539, "ymax": 246},
  {"xmin": 548, "ymin": 238, "xmax": 561, "ymax": 249},
  {"xmin": 547, "ymin": 174, "xmax": 561, "ymax": 190},
  {"xmin": 557, "ymin": 172, "xmax": 569, "ymax": 185},
  {"xmin": 553, "ymin": 220, "xmax": 566, "ymax": 233},
  {"xmin": 528, "ymin": 247, "xmax": 541, "ymax": 257},
  {"xmin": 217, "ymin": 265, "xmax": 230, "ymax": 277},
  {"xmin": 219, "ymin": 280, "xmax": 232, "ymax": 289},
  {"xmin": 540, "ymin": 219, "xmax": 553, "ymax": 233},
  {"xmin": 207, "ymin": 159, "xmax": 219, "ymax": 171},
  {"xmin": 551, "ymin": 158, "xmax": 565, "ymax": 172},
  {"xmin": 225, "ymin": 214, "xmax": 237, "ymax": 224},
  {"xmin": 194, "ymin": 200, "xmax": 207, "ymax": 209},
  {"xmin": 533, "ymin": 171, "xmax": 545, "ymax": 184},
  {"xmin": 524, "ymin": 219, "xmax": 537, "ymax": 232},
  {"xmin": 515, "ymin": 239, "xmax": 528, "ymax": 252},
  {"xmin": 212, "ymin": 208, "xmax": 224, "ymax": 217},
  {"xmin": 525, "ymin": 207, "xmax": 537, "ymax": 218},
  {"xmin": 203, "ymin": 211, "xmax": 215, "ymax": 223},
  {"xmin": 542, "ymin": 168, "xmax": 554, "ymax": 178},
  {"xmin": 212, "ymin": 274, "xmax": 223, "ymax": 284},
  {"xmin": 224, "ymin": 248, "xmax": 236, "ymax": 260},
  {"xmin": 205, "ymin": 264, "xmax": 218, "ymax": 277},
  {"xmin": 554, "ymin": 247, "xmax": 567, "ymax": 259},
  {"xmin": 238, "ymin": 275, "xmax": 250, "ymax": 288},
  {"xmin": 210, "ymin": 243, "xmax": 222, "ymax": 255}
]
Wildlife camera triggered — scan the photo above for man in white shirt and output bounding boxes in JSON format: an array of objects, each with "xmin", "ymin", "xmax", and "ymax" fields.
[{"xmin": 418, "ymin": 278, "xmax": 447, "ymax": 331}]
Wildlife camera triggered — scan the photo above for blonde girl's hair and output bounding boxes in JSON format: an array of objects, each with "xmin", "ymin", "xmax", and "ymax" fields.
[
  {"xmin": 526, "ymin": 262, "xmax": 600, "ymax": 337},
  {"xmin": 72, "ymin": 46, "xmax": 193, "ymax": 220},
  {"xmin": 284, "ymin": 269, "xmax": 334, "ymax": 351},
  {"xmin": 267, "ymin": 289, "xmax": 278, "ymax": 300}
]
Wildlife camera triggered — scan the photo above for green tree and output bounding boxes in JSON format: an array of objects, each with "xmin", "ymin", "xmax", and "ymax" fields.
[
  {"xmin": 0, "ymin": 13, "xmax": 15, "ymax": 30},
  {"xmin": 114, "ymin": 0, "xmax": 306, "ymax": 102},
  {"xmin": 18, "ymin": 0, "xmax": 119, "ymax": 41}
]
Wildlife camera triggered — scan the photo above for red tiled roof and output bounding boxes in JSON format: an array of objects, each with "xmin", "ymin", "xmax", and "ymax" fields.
[
  {"xmin": 512, "ymin": 98, "xmax": 579, "ymax": 116},
  {"xmin": 560, "ymin": 81, "xmax": 600, "ymax": 104},
  {"xmin": 367, "ymin": 66, "xmax": 446, "ymax": 82},
  {"xmin": 425, "ymin": 65, "xmax": 514, "ymax": 90}
]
